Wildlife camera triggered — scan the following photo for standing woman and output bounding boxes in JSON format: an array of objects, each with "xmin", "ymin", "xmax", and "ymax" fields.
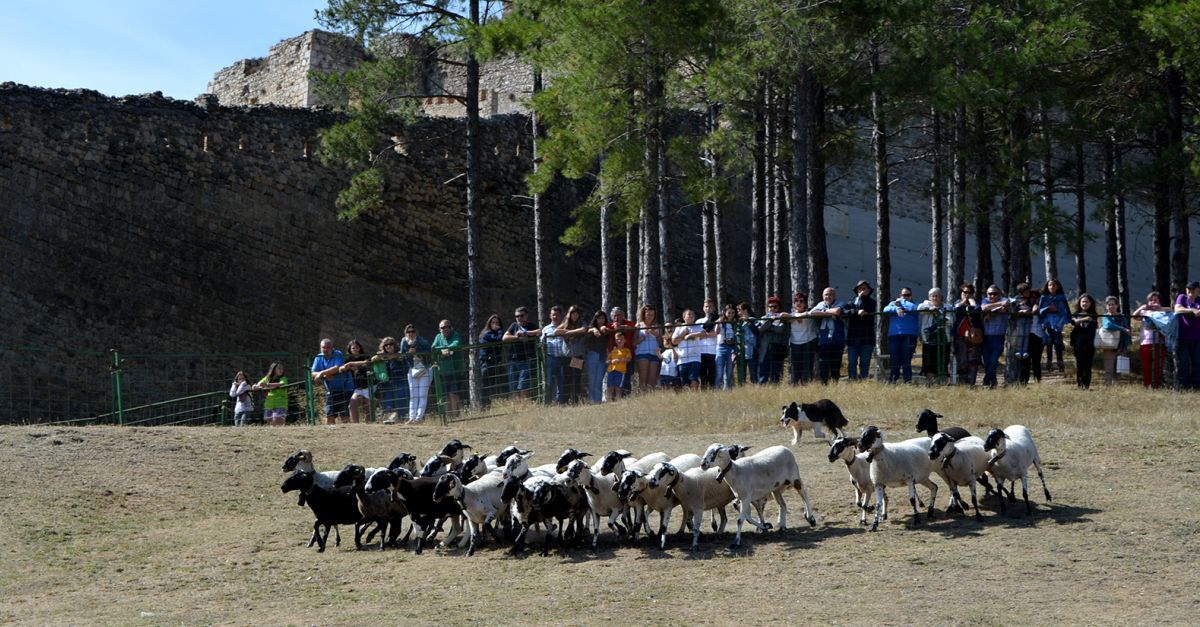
[
  {"xmin": 400, "ymin": 324, "xmax": 432, "ymax": 423},
  {"xmin": 229, "ymin": 371, "xmax": 254, "ymax": 427},
  {"xmin": 254, "ymin": 362, "xmax": 288, "ymax": 426},
  {"xmin": 1039, "ymin": 278, "xmax": 1069, "ymax": 372},
  {"xmin": 1026, "ymin": 289, "xmax": 1045, "ymax": 383},
  {"xmin": 1069, "ymin": 294, "xmax": 1099, "ymax": 389},
  {"xmin": 917, "ymin": 288, "xmax": 952, "ymax": 383},
  {"xmin": 374, "ymin": 337, "xmax": 409, "ymax": 424},
  {"xmin": 343, "ymin": 340, "xmax": 372, "ymax": 423},
  {"xmin": 1132, "ymin": 292, "xmax": 1167, "ymax": 388},
  {"xmin": 736, "ymin": 303, "xmax": 760, "ymax": 385},
  {"xmin": 952, "ymin": 283, "xmax": 983, "ymax": 386},
  {"xmin": 479, "ymin": 314, "xmax": 507, "ymax": 406},
  {"xmin": 558, "ymin": 306, "xmax": 589, "ymax": 403},
  {"xmin": 715, "ymin": 304, "xmax": 738, "ymax": 390},
  {"xmin": 1099, "ymin": 296, "xmax": 1131, "ymax": 386},
  {"xmin": 634, "ymin": 304, "xmax": 663, "ymax": 392},
  {"xmin": 432, "ymin": 320, "xmax": 464, "ymax": 417},
  {"xmin": 584, "ymin": 311, "xmax": 610, "ymax": 403}
]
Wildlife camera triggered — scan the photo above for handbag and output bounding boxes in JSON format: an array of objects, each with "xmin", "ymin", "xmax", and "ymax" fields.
[
  {"xmin": 957, "ymin": 318, "xmax": 983, "ymax": 346},
  {"xmin": 410, "ymin": 357, "xmax": 428, "ymax": 379},
  {"xmin": 569, "ymin": 357, "xmax": 584, "ymax": 370},
  {"xmin": 1095, "ymin": 328, "xmax": 1120, "ymax": 350}
]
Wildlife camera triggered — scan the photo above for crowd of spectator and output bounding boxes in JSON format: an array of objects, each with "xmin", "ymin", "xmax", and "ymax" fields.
[{"xmin": 230, "ymin": 279, "xmax": 1200, "ymax": 425}]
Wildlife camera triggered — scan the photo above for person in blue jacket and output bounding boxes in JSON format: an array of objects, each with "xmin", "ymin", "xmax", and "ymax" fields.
[
  {"xmin": 1038, "ymin": 278, "xmax": 1070, "ymax": 372},
  {"xmin": 311, "ymin": 338, "xmax": 354, "ymax": 425},
  {"xmin": 882, "ymin": 287, "xmax": 919, "ymax": 383}
]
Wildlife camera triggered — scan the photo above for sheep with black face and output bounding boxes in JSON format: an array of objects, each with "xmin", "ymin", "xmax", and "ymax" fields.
[
  {"xmin": 828, "ymin": 436, "xmax": 886, "ymax": 525},
  {"xmin": 915, "ymin": 410, "xmax": 1000, "ymax": 499},
  {"xmin": 561, "ymin": 459, "xmax": 627, "ymax": 549},
  {"xmin": 780, "ymin": 399, "xmax": 849, "ymax": 445},
  {"xmin": 928, "ymin": 433, "xmax": 989, "ymax": 522},
  {"xmin": 280, "ymin": 469, "xmax": 362, "ymax": 552},
  {"xmin": 700, "ymin": 443, "xmax": 817, "ymax": 548},
  {"xmin": 646, "ymin": 462, "xmax": 734, "ymax": 551},
  {"xmin": 431, "ymin": 467, "xmax": 507, "ymax": 556},
  {"xmin": 983, "ymin": 426, "xmax": 1052, "ymax": 516},
  {"xmin": 485, "ymin": 446, "xmax": 532, "ymax": 472},
  {"xmin": 857, "ymin": 426, "xmax": 939, "ymax": 531},
  {"xmin": 334, "ymin": 465, "xmax": 409, "ymax": 549}
]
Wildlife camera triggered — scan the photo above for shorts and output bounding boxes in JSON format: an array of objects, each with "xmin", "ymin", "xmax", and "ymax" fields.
[
  {"xmin": 635, "ymin": 354, "xmax": 661, "ymax": 364},
  {"xmin": 324, "ymin": 390, "xmax": 351, "ymax": 417},
  {"xmin": 351, "ymin": 388, "xmax": 370, "ymax": 400},
  {"xmin": 509, "ymin": 360, "xmax": 533, "ymax": 391},
  {"xmin": 264, "ymin": 408, "xmax": 287, "ymax": 421},
  {"xmin": 606, "ymin": 371, "xmax": 625, "ymax": 388},
  {"xmin": 677, "ymin": 361, "xmax": 701, "ymax": 384}
]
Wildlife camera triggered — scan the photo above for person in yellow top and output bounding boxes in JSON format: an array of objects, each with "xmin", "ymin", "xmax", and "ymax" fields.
[
  {"xmin": 606, "ymin": 331, "xmax": 632, "ymax": 401},
  {"xmin": 253, "ymin": 362, "xmax": 288, "ymax": 426}
]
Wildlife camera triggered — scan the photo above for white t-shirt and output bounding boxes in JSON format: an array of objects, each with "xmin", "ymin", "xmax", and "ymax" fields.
[
  {"xmin": 660, "ymin": 348, "xmax": 678, "ymax": 378},
  {"xmin": 696, "ymin": 315, "xmax": 720, "ymax": 355},
  {"xmin": 789, "ymin": 311, "xmax": 818, "ymax": 344},
  {"xmin": 672, "ymin": 325, "xmax": 702, "ymax": 364}
]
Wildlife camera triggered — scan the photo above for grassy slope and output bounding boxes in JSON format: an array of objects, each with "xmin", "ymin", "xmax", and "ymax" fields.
[{"xmin": 1, "ymin": 382, "xmax": 1199, "ymax": 625}]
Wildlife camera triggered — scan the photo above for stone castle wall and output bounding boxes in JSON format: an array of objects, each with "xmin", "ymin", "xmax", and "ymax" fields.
[{"xmin": 0, "ymin": 84, "xmax": 619, "ymax": 421}]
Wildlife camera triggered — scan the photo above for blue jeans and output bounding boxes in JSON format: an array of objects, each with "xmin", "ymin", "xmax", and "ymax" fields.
[
  {"xmin": 585, "ymin": 350, "xmax": 606, "ymax": 403},
  {"xmin": 1044, "ymin": 327, "xmax": 1065, "ymax": 367},
  {"xmin": 846, "ymin": 341, "xmax": 872, "ymax": 380},
  {"xmin": 789, "ymin": 340, "xmax": 817, "ymax": 384},
  {"xmin": 545, "ymin": 355, "xmax": 567, "ymax": 404},
  {"xmin": 716, "ymin": 344, "xmax": 736, "ymax": 389},
  {"xmin": 377, "ymin": 379, "xmax": 409, "ymax": 413},
  {"xmin": 509, "ymin": 360, "xmax": 532, "ymax": 392},
  {"xmin": 887, "ymin": 334, "xmax": 917, "ymax": 383},
  {"xmin": 982, "ymin": 334, "xmax": 1005, "ymax": 388},
  {"xmin": 1177, "ymin": 339, "xmax": 1200, "ymax": 390}
]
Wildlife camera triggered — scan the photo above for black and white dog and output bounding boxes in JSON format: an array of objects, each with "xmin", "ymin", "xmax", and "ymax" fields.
[{"xmin": 779, "ymin": 399, "xmax": 849, "ymax": 445}]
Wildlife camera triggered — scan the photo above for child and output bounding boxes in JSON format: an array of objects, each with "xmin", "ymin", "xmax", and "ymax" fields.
[
  {"xmin": 228, "ymin": 371, "xmax": 253, "ymax": 427},
  {"xmin": 606, "ymin": 331, "xmax": 632, "ymax": 401},
  {"xmin": 254, "ymin": 362, "xmax": 288, "ymax": 426},
  {"xmin": 659, "ymin": 335, "xmax": 679, "ymax": 391}
]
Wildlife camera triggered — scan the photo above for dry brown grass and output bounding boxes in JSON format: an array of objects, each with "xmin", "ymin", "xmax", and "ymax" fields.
[{"xmin": 2, "ymin": 381, "xmax": 1199, "ymax": 625}]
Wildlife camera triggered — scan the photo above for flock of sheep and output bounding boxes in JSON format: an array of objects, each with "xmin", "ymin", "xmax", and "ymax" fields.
[{"xmin": 279, "ymin": 400, "xmax": 1052, "ymax": 555}]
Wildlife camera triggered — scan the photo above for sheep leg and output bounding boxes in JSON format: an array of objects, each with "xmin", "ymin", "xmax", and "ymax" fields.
[
  {"xmin": 918, "ymin": 478, "xmax": 938, "ymax": 523},
  {"xmin": 1033, "ymin": 457, "xmax": 1052, "ymax": 502},
  {"xmin": 752, "ymin": 499, "xmax": 771, "ymax": 531},
  {"xmin": 658, "ymin": 507, "xmax": 673, "ymax": 550},
  {"xmin": 319, "ymin": 523, "xmax": 333, "ymax": 552},
  {"xmin": 1021, "ymin": 474, "xmax": 1032, "ymax": 516},
  {"xmin": 333, "ymin": 525, "xmax": 342, "ymax": 547},
  {"xmin": 791, "ymin": 478, "xmax": 817, "ymax": 526},
  {"xmin": 542, "ymin": 519, "xmax": 557, "ymax": 557},
  {"xmin": 691, "ymin": 508, "xmax": 705, "ymax": 551},
  {"xmin": 977, "ymin": 473, "xmax": 998, "ymax": 497},
  {"xmin": 908, "ymin": 480, "xmax": 922, "ymax": 526},
  {"xmin": 732, "ymin": 498, "xmax": 754, "ymax": 548},
  {"xmin": 466, "ymin": 520, "xmax": 479, "ymax": 557},
  {"xmin": 969, "ymin": 480, "xmax": 982, "ymax": 522},
  {"xmin": 773, "ymin": 487, "xmax": 789, "ymax": 530},
  {"xmin": 307, "ymin": 525, "xmax": 320, "ymax": 548},
  {"xmin": 855, "ymin": 487, "xmax": 868, "ymax": 525},
  {"xmin": 510, "ymin": 523, "xmax": 529, "ymax": 555},
  {"xmin": 716, "ymin": 506, "xmax": 728, "ymax": 534},
  {"xmin": 869, "ymin": 486, "xmax": 884, "ymax": 532}
]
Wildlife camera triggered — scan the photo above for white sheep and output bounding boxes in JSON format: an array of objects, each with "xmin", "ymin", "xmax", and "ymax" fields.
[
  {"xmin": 431, "ymin": 469, "xmax": 507, "ymax": 555},
  {"xmin": 928, "ymin": 433, "xmax": 989, "ymax": 521},
  {"xmin": 857, "ymin": 426, "xmax": 938, "ymax": 531},
  {"xmin": 983, "ymin": 426, "xmax": 1052, "ymax": 516},
  {"xmin": 561, "ymin": 460, "xmax": 627, "ymax": 549},
  {"xmin": 646, "ymin": 462, "xmax": 734, "ymax": 551},
  {"xmin": 700, "ymin": 444, "xmax": 817, "ymax": 548},
  {"xmin": 597, "ymin": 450, "xmax": 671, "ymax": 477},
  {"xmin": 614, "ymin": 469, "xmax": 683, "ymax": 547},
  {"xmin": 486, "ymin": 446, "xmax": 532, "ymax": 472},
  {"xmin": 827, "ymin": 436, "xmax": 884, "ymax": 525}
]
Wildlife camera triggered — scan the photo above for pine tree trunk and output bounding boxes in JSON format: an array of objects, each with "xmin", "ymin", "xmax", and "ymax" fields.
[
  {"xmin": 930, "ymin": 109, "xmax": 944, "ymax": 290},
  {"xmin": 626, "ymin": 224, "xmax": 636, "ymax": 315},
  {"xmin": 707, "ymin": 103, "xmax": 726, "ymax": 304},
  {"xmin": 1166, "ymin": 65, "xmax": 1187, "ymax": 295},
  {"xmin": 1039, "ymin": 106, "xmax": 1058, "ymax": 282},
  {"xmin": 750, "ymin": 81, "xmax": 766, "ymax": 313},
  {"xmin": 600, "ymin": 195, "xmax": 612, "ymax": 313},
  {"xmin": 807, "ymin": 79, "xmax": 829, "ymax": 295},
  {"xmin": 948, "ymin": 106, "xmax": 967, "ymax": 292},
  {"xmin": 702, "ymin": 177, "xmax": 714, "ymax": 303},
  {"xmin": 973, "ymin": 111, "xmax": 993, "ymax": 291},
  {"xmin": 1153, "ymin": 140, "xmax": 1171, "ymax": 295},
  {"xmin": 1113, "ymin": 137, "xmax": 1130, "ymax": 313},
  {"xmin": 1103, "ymin": 139, "xmax": 1119, "ymax": 303},
  {"xmin": 531, "ymin": 70, "xmax": 546, "ymax": 326},
  {"xmin": 464, "ymin": 0, "xmax": 482, "ymax": 407},
  {"xmin": 1073, "ymin": 141, "xmax": 1088, "ymax": 294},
  {"xmin": 775, "ymin": 87, "xmax": 790, "ymax": 296},
  {"xmin": 871, "ymin": 45, "xmax": 890, "ymax": 314},
  {"xmin": 764, "ymin": 81, "xmax": 777, "ymax": 300},
  {"xmin": 657, "ymin": 124, "xmax": 675, "ymax": 319},
  {"xmin": 789, "ymin": 68, "xmax": 809, "ymax": 297}
]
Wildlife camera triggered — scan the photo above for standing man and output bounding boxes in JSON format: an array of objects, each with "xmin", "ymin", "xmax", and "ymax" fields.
[
  {"xmin": 311, "ymin": 338, "xmax": 353, "ymax": 425},
  {"xmin": 1173, "ymin": 281, "xmax": 1200, "ymax": 390},
  {"xmin": 541, "ymin": 305, "xmax": 569, "ymax": 404},
  {"xmin": 432, "ymin": 319, "xmax": 464, "ymax": 416},
  {"xmin": 882, "ymin": 288, "xmax": 919, "ymax": 383},
  {"xmin": 979, "ymin": 285, "xmax": 1011, "ymax": 388},
  {"xmin": 696, "ymin": 298, "xmax": 721, "ymax": 388},
  {"xmin": 608, "ymin": 306, "xmax": 637, "ymax": 395},
  {"xmin": 845, "ymin": 280, "xmax": 877, "ymax": 381},
  {"xmin": 808, "ymin": 287, "xmax": 845, "ymax": 384},
  {"xmin": 788, "ymin": 292, "xmax": 818, "ymax": 384},
  {"xmin": 503, "ymin": 306, "xmax": 541, "ymax": 402}
]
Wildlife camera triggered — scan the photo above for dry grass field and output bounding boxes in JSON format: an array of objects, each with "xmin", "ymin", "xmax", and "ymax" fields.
[{"xmin": 2, "ymin": 381, "xmax": 1199, "ymax": 625}]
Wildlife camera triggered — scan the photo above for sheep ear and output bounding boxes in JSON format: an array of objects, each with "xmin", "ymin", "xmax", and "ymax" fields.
[
  {"xmin": 737, "ymin": 445, "xmax": 751, "ymax": 454},
  {"xmin": 1003, "ymin": 433, "xmax": 1011, "ymax": 440}
]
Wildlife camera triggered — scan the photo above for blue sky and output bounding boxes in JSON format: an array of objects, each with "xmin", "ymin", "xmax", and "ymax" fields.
[{"xmin": 2, "ymin": 0, "xmax": 328, "ymax": 100}]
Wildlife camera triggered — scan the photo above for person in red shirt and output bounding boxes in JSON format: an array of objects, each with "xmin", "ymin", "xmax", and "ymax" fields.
[{"xmin": 608, "ymin": 306, "xmax": 637, "ymax": 393}]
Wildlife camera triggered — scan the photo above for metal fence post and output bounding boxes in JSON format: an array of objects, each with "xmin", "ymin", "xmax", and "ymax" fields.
[
  {"xmin": 219, "ymin": 398, "xmax": 228, "ymax": 427},
  {"xmin": 110, "ymin": 349, "xmax": 124, "ymax": 426},
  {"xmin": 432, "ymin": 362, "xmax": 447, "ymax": 426},
  {"xmin": 535, "ymin": 342, "xmax": 546, "ymax": 404},
  {"xmin": 303, "ymin": 355, "xmax": 316, "ymax": 425}
]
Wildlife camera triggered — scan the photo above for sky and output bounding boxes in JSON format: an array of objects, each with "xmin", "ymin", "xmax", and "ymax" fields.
[{"xmin": 1, "ymin": 0, "xmax": 329, "ymax": 100}]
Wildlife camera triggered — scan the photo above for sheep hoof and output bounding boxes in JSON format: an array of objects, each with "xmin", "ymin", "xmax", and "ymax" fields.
[
  {"xmin": 868, "ymin": 522, "xmax": 879, "ymax": 532},
  {"xmin": 761, "ymin": 523, "xmax": 773, "ymax": 531},
  {"xmin": 729, "ymin": 541, "xmax": 742, "ymax": 550},
  {"xmin": 805, "ymin": 514, "xmax": 816, "ymax": 527},
  {"xmin": 911, "ymin": 515, "xmax": 922, "ymax": 527},
  {"xmin": 974, "ymin": 513, "xmax": 983, "ymax": 522}
]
